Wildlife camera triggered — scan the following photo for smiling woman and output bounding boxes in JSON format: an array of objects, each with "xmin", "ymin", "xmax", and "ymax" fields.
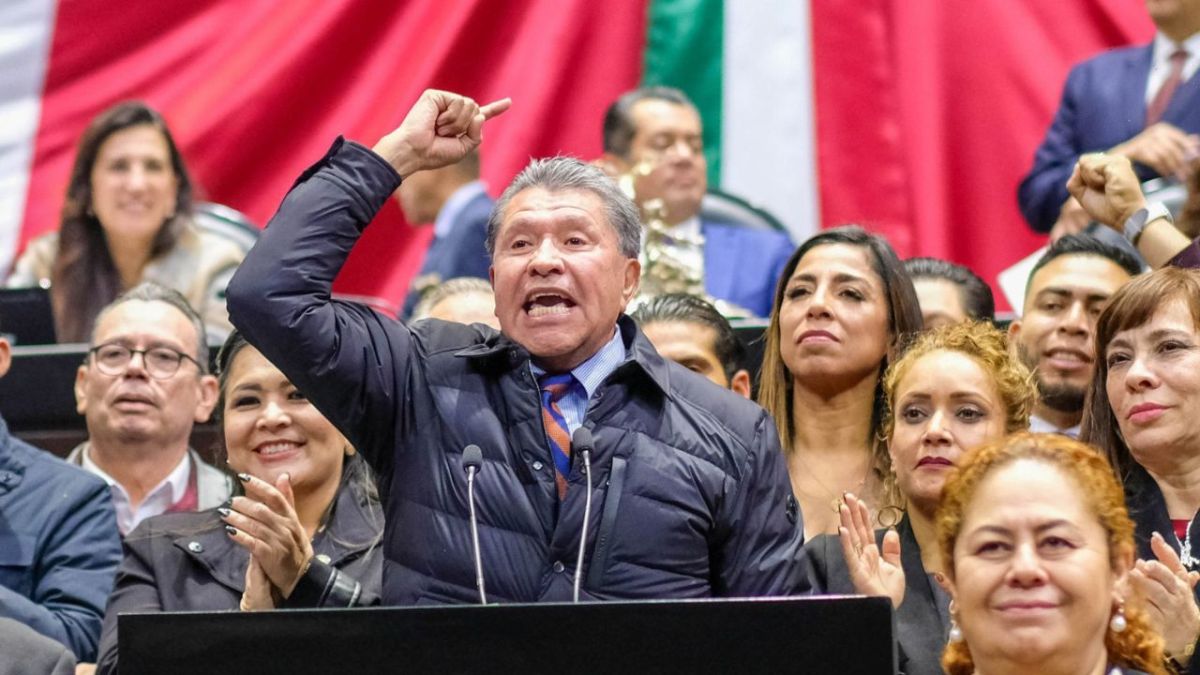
[
  {"xmin": 5, "ymin": 101, "xmax": 245, "ymax": 343},
  {"xmin": 91, "ymin": 330, "xmax": 382, "ymax": 675},
  {"xmin": 1082, "ymin": 267, "xmax": 1200, "ymax": 669},
  {"xmin": 938, "ymin": 433, "xmax": 1165, "ymax": 675}
]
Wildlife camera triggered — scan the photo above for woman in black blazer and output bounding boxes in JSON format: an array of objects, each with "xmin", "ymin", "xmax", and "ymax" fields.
[
  {"xmin": 93, "ymin": 331, "xmax": 382, "ymax": 674},
  {"xmin": 804, "ymin": 321, "xmax": 1035, "ymax": 675}
]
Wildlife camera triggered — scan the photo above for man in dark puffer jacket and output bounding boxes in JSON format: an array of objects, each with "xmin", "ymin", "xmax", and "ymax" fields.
[{"xmin": 227, "ymin": 90, "xmax": 807, "ymax": 605}]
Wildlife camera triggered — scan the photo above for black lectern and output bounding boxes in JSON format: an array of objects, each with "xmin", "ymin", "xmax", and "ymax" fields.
[{"xmin": 120, "ymin": 596, "xmax": 895, "ymax": 674}]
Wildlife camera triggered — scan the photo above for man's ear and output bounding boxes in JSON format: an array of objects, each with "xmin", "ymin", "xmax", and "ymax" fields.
[
  {"xmin": 1007, "ymin": 319, "xmax": 1022, "ymax": 342},
  {"xmin": 597, "ymin": 153, "xmax": 629, "ymax": 178},
  {"xmin": 0, "ymin": 337, "xmax": 11, "ymax": 380},
  {"xmin": 74, "ymin": 365, "xmax": 90, "ymax": 415},
  {"xmin": 730, "ymin": 369, "xmax": 752, "ymax": 399},
  {"xmin": 622, "ymin": 258, "xmax": 641, "ymax": 307},
  {"xmin": 194, "ymin": 374, "xmax": 220, "ymax": 424}
]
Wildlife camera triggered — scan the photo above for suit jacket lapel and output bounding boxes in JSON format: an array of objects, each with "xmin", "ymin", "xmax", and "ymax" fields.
[{"xmin": 1123, "ymin": 45, "xmax": 1153, "ymax": 135}]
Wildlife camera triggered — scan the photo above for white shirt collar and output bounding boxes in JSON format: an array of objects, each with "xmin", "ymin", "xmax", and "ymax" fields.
[
  {"xmin": 81, "ymin": 445, "xmax": 192, "ymax": 535},
  {"xmin": 1028, "ymin": 414, "xmax": 1080, "ymax": 439},
  {"xmin": 1147, "ymin": 31, "xmax": 1200, "ymax": 103}
]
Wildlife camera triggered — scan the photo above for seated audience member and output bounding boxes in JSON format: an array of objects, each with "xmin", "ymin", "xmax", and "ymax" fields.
[
  {"xmin": 6, "ymin": 101, "xmax": 244, "ymax": 343},
  {"xmin": 1069, "ymin": 152, "xmax": 1200, "ymax": 270},
  {"xmin": 631, "ymin": 292, "xmax": 751, "ymax": 398},
  {"xmin": 805, "ymin": 321, "xmax": 1035, "ymax": 675},
  {"xmin": 69, "ymin": 283, "xmax": 231, "ymax": 535},
  {"xmin": 0, "ymin": 321, "xmax": 121, "ymax": 661},
  {"xmin": 226, "ymin": 90, "xmax": 806, "ymax": 605},
  {"xmin": 600, "ymin": 86, "xmax": 794, "ymax": 318},
  {"xmin": 409, "ymin": 276, "xmax": 499, "ymax": 329},
  {"xmin": 758, "ymin": 225, "xmax": 924, "ymax": 540},
  {"xmin": 0, "ymin": 618, "xmax": 75, "ymax": 675},
  {"xmin": 1017, "ymin": 0, "xmax": 1200, "ymax": 238},
  {"xmin": 938, "ymin": 433, "xmax": 1165, "ymax": 675},
  {"xmin": 1081, "ymin": 267, "xmax": 1200, "ymax": 671},
  {"xmin": 93, "ymin": 330, "xmax": 382, "ymax": 674},
  {"xmin": 1007, "ymin": 234, "xmax": 1141, "ymax": 437},
  {"xmin": 398, "ymin": 149, "xmax": 494, "ymax": 318},
  {"xmin": 903, "ymin": 257, "xmax": 995, "ymax": 329}
]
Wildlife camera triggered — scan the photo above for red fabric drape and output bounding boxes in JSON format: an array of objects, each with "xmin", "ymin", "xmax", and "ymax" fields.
[
  {"xmin": 23, "ymin": 0, "xmax": 646, "ymax": 308},
  {"xmin": 810, "ymin": 0, "xmax": 1154, "ymax": 311}
]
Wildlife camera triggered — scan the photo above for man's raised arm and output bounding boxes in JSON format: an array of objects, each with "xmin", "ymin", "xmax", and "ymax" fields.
[{"xmin": 225, "ymin": 90, "xmax": 508, "ymax": 466}]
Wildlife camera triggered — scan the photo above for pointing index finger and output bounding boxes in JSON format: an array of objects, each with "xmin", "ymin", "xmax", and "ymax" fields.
[{"xmin": 480, "ymin": 98, "xmax": 512, "ymax": 121}]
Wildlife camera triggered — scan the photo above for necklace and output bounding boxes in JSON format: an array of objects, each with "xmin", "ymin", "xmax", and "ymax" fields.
[{"xmin": 791, "ymin": 449, "xmax": 871, "ymax": 514}]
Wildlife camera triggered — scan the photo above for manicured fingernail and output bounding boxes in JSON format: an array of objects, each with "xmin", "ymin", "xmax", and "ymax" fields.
[
  {"xmin": 217, "ymin": 507, "xmax": 231, "ymax": 518},
  {"xmin": 225, "ymin": 525, "xmax": 238, "ymax": 536},
  {"xmin": 281, "ymin": 472, "xmax": 290, "ymax": 484},
  {"xmin": 237, "ymin": 473, "xmax": 251, "ymax": 483}
]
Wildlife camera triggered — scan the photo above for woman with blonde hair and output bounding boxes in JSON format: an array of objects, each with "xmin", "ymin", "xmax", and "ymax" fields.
[{"xmin": 806, "ymin": 320, "xmax": 1035, "ymax": 675}]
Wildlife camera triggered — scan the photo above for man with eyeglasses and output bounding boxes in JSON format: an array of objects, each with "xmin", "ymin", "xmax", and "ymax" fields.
[{"xmin": 68, "ymin": 282, "xmax": 231, "ymax": 535}]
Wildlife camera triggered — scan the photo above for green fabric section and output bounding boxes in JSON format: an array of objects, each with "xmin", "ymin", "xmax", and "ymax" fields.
[{"xmin": 642, "ymin": 0, "xmax": 723, "ymax": 186}]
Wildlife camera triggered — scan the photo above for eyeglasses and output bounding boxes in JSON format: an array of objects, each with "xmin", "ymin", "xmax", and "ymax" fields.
[{"xmin": 88, "ymin": 343, "xmax": 202, "ymax": 380}]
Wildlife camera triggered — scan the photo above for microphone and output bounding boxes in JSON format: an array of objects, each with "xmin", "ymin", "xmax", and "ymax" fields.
[
  {"xmin": 571, "ymin": 427, "xmax": 595, "ymax": 603},
  {"xmin": 461, "ymin": 444, "xmax": 487, "ymax": 604}
]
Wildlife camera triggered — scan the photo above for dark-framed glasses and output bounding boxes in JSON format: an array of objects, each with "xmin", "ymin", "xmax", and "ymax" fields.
[{"xmin": 88, "ymin": 343, "xmax": 201, "ymax": 380}]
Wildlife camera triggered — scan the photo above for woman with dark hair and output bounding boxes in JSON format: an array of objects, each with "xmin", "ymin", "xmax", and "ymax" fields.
[
  {"xmin": 806, "ymin": 321, "xmax": 1035, "ymax": 675},
  {"xmin": 91, "ymin": 331, "xmax": 382, "ymax": 674},
  {"xmin": 1081, "ymin": 267, "xmax": 1200, "ymax": 672},
  {"xmin": 937, "ymin": 433, "xmax": 1164, "ymax": 675},
  {"xmin": 7, "ymin": 101, "xmax": 244, "ymax": 342},
  {"xmin": 758, "ymin": 224, "xmax": 923, "ymax": 539}
]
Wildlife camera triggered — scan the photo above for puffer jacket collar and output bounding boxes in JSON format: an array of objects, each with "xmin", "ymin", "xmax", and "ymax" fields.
[{"xmin": 453, "ymin": 314, "xmax": 673, "ymax": 398}]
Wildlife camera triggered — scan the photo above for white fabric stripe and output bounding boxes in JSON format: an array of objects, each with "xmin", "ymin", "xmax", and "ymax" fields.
[
  {"xmin": 721, "ymin": 0, "xmax": 819, "ymax": 242},
  {"xmin": 0, "ymin": 0, "xmax": 56, "ymax": 274}
]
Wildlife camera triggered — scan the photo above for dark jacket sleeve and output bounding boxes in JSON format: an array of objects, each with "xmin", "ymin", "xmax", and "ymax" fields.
[
  {"xmin": 711, "ymin": 412, "xmax": 808, "ymax": 596},
  {"xmin": 94, "ymin": 531, "xmax": 165, "ymax": 675},
  {"xmin": 1018, "ymin": 64, "xmax": 1087, "ymax": 233},
  {"xmin": 225, "ymin": 138, "xmax": 413, "ymax": 475},
  {"xmin": 1169, "ymin": 237, "xmax": 1200, "ymax": 269},
  {"xmin": 0, "ymin": 477, "xmax": 120, "ymax": 662},
  {"xmin": 283, "ymin": 559, "xmax": 375, "ymax": 608}
]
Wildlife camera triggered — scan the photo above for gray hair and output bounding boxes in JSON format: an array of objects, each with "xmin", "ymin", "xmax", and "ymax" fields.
[
  {"xmin": 91, "ymin": 282, "xmax": 210, "ymax": 373},
  {"xmin": 486, "ymin": 157, "xmax": 642, "ymax": 259},
  {"xmin": 411, "ymin": 277, "xmax": 494, "ymax": 321}
]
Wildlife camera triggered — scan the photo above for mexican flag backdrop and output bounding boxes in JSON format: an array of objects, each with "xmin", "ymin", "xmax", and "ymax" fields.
[{"xmin": 0, "ymin": 0, "xmax": 1155, "ymax": 312}]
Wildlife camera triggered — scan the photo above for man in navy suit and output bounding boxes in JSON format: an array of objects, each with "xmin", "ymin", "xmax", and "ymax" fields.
[
  {"xmin": 1019, "ymin": 0, "xmax": 1200, "ymax": 238},
  {"xmin": 398, "ymin": 149, "xmax": 495, "ymax": 318},
  {"xmin": 600, "ymin": 87, "xmax": 794, "ymax": 318}
]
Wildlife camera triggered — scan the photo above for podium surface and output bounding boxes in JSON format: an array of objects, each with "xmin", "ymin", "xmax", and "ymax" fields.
[{"xmin": 120, "ymin": 596, "xmax": 895, "ymax": 674}]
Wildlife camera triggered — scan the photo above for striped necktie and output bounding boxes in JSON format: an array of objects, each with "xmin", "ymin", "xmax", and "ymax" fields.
[{"xmin": 538, "ymin": 373, "xmax": 576, "ymax": 499}]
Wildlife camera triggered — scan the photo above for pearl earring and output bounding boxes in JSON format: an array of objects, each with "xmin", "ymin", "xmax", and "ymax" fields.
[
  {"xmin": 1110, "ymin": 601, "xmax": 1127, "ymax": 634},
  {"xmin": 948, "ymin": 599, "xmax": 963, "ymax": 643}
]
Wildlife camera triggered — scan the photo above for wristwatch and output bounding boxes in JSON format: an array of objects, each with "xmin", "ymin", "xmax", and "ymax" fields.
[{"xmin": 1122, "ymin": 201, "xmax": 1172, "ymax": 246}]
